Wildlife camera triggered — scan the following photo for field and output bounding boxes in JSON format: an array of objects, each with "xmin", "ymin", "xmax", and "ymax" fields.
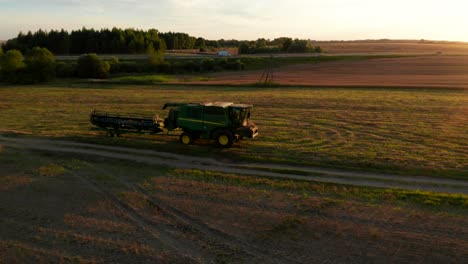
[
  {"xmin": 1, "ymin": 144, "xmax": 467, "ymax": 263},
  {"xmin": 0, "ymin": 84, "xmax": 466, "ymax": 177},
  {"xmin": 1, "ymin": 52, "xmax": 468, "ymax": 262},
  {"xmin": 174, "ymin": 55, "xmax": 468, "ymax": 88},
  {"xmin": 312, "ymin": 40, "xmax": 468, "ymax": 55}
]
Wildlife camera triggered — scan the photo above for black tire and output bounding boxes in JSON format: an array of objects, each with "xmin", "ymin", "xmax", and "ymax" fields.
[
  {"xmin": 215, "ymin": 130, "xmax": 234, "ymax": 148},
  {"xmin": 179, "ymin": 132, "xmax": 194, "ymax": 145}
]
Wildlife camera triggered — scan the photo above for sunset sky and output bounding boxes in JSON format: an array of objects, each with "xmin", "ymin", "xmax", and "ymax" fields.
[{"xmin": 1, "ymin": 0, "xmax": 467, "ymax": 41}]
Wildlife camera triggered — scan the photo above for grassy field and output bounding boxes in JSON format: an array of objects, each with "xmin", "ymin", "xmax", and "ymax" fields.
[
  {"xmin": 0, "ymin": 84, "xmax": 466, "ymax": 179},
  {"xmin": 111, "ymin": 75, "xmax": 174, "ymax": 84},
  {"xmin": 1, "ymin": 83, "xmax": 467, "ymax": 263}
]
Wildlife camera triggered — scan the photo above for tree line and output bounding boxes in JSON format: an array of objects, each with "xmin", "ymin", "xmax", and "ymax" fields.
[
  {"xmin": 0, "ymin": 45, "xmax": 246, "ymax": 84},
  {"xmin": 2, "ymin": 28, "xmax": 322, "ymax": 55},
  {"xmin": 239, "ymin": 38, "xmax": 322, "ymax": 54},
  {"xmin": 0, "ymin": 46, "xmax": 56, "ymax": 83},
  {"xmin": 2, "ymin": 28, "xmax": 166, "ymax": 55}
]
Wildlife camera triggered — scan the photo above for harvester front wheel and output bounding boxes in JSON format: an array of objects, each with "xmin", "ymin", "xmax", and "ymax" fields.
[
  {"xmin": 215, "ymin": 130, "xmax": 234, "ymax": 148},
  {"xmin": 179, "ymin": 132, "xmax": 194, "ymax": 145}
]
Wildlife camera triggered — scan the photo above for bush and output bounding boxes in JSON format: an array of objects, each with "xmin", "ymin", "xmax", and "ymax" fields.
[
  {"xmin": 157, "ymin": 62, "xmax": 171, "ymax": 73},
  {"xmin": 0, "ymin": 49, "xmax": 25, "ymax": 83},
  {"xmin": 56, "ymin": 62, "xmax": 77, "ymax": 78},
  {"xmin": 112, "ymin": 61, "xmax": 150, "ymax": 74},
  {"xmin": 107, "ymin": 56, "xmax": 119, "ymax": 65},
  {"xmin": 170, "ymin": 61, "xmax": 185, "ymax": 74},
  {"xmin": 76, "ymin": 53, "xmax": 110, "ymax": 79},
  {"xmin": 15, "ymin": 67, "xmax": 35, "ymax": 84},
  {"xmin": 106, "ymin": 57, "xmax": 119, "ymax": 72},
  {"xmin": 201, "ymin": 58, "xmax": 215, "ymax": 71},
  {"xmin": 287, "ymin": 39, "xmax": 311, "ymax": 53},
  {"xmin": 183, "ymin": 60, "xmax": 198, "ymax": 73},
  {"xmin": 218, "ymin": 58, "xmax": 228, "ymax": 69},
  {"xmin": 253, "ymin": 47, "xmax": 281, "ymax": 54},
  {"xmin": 24, "ymin": 47, "xmax": 56, "ymax": 82},
  {"xmin": 226, "ymin": 59, "xmax": 244, "ymax": 70}
]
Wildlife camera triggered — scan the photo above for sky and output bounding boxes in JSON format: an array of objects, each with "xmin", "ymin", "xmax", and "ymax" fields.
[{"xmin": 1, "ymin": 0, "xmax": 467, "ymax": 41}]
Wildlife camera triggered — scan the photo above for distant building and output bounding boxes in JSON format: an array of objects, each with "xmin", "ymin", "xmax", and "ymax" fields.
[{"xmin": 217, "ymin": 51, "xmax": 231, "ymax": 56}]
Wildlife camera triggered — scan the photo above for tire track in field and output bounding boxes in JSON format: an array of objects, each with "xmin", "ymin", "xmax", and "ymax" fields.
[
  {"xmin": 133, "ymin": 185, "xmax": 301, "ymax": 264},
  {"xmin": 1, "ymin": 135, "xmax": 467, "ymax": 194},
  {"xmin": 65, "ymin": 169, "xmax": 212, "ymax": 263},
  {"xmin": 154, "ymin": 188, "xmax": 468, "ymax": 244},
  {"xmin": 83, "ymin": 163, "xmax": 300, "ymax": 264}
]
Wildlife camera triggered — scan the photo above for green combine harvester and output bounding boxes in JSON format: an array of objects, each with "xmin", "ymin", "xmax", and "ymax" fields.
[{"xmin": 90, "ymin": 102, "xmax": 258, "ymax": 147}]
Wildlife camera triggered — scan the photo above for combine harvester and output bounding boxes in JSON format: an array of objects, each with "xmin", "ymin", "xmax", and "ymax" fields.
[{"xmin": 90, "ymin": 102, "xmax": 258, "ymax": 148}]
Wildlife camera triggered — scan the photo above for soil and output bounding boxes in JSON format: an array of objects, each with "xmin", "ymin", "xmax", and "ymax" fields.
[{"xmin": 173, "ymin": 55, "xmax": 468, "ymax": 88}]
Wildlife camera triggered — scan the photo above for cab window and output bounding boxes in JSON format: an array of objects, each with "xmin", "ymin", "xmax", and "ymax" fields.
[{"xmin": 205, "ymin": 106, "xmax": 224, "ymax": 115}]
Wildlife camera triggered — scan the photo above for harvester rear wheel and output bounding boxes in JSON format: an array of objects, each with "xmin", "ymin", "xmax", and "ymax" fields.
[
  {"xmin": 179, "ymin": 132, "xmax": 194, "ymax": 145},
  {"xmin": 106, "ymin": 130, "xmax": 115, "ymax": 137},
  {"xmin": 215, "ymin": 130, "xmax": 234, "ymax": 148}
]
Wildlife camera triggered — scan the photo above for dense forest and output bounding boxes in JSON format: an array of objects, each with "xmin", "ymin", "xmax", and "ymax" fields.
[
  {"xmin": 1, "ymin": 28, "xmax": 321, "ymax": 55},
  {"xmin": 2, "ymin": 28, "xmax": 165, "ymax": 55}
]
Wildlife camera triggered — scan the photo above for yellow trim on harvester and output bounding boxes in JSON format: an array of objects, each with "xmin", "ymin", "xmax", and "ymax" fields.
[{"xmin": 177, "ymin": 118, "xmax": 225, "ymax": 126}]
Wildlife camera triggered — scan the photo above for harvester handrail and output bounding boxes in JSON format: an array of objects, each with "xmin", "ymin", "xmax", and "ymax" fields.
[{"xmin": 91, "ymin": 110, "xmax": 157, "ymax": 120}]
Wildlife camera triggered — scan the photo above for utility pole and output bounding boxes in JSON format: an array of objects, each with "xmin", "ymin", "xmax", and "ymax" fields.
[{"xmin": 258, "ymin": 55, "xmax": 274, "ymax": 86}]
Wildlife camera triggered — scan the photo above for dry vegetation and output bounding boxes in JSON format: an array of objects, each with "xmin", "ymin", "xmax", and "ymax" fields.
[
  {"xmin": 179, "ymin": 55, "xmax": 468, "ymax": 88},
  {"xmin": 0, "ymin": 147, "xmax": 466, "ymax": 263},
  {"xmin": 311, "ymin": 40, "xmax": 468, "ymax": 55},
  {"xmin": 0, "ymin": 85, "xmax": 466, "ymax": 178}
]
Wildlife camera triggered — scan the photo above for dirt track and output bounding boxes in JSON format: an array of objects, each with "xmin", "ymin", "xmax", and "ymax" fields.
[
  {"xmin": 175, "ymin": 55, "xmax": 468, "ymax": 88},
  {"xmin": 1, "ymin": 135, "xmax": 466, "ymax": 194}
]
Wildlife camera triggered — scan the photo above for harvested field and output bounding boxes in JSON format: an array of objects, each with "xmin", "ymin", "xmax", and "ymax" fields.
[
  {"xmin": 0, "ymin": 146, "xmax": 467, "ymax": 263},
  {"xmin": 178, "ymin": 55, "xmax": 468, "ymax": 88},
  {"xmin": 312, "ymin": 41, "xmax": 468, "ymax": 55},
  {"xmin": 1, "ymin": 65, "xmax": 467, "ymax": 263}
]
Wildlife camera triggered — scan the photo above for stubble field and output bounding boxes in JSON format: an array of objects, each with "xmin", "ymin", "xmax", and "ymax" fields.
[
  {"xmin": 312, "ymin": 41, "xmax": 468, "ymax": 55},
  {"xmin": 180, "ymin": 55, "xmax": 468, "ymax": 88},
  {"xmin": 0, "ymin": 85, "xmax": 466, "ymax": 177},
  {"xmin": 1, "ymin": 143, "xmax": 467, "ymax": 263}
]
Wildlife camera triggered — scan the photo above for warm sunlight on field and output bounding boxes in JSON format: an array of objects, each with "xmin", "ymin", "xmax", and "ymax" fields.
[
  {"xmin": 313, "ymin": 41, "xmax": 468, "ymax": 55},
  {"xmin": 176, "ymin": 55, "xmax": 468, "ymax": 88},
  {"xmin": 1, "ymin": 1, "xmax": 468, "ymax": 262}
]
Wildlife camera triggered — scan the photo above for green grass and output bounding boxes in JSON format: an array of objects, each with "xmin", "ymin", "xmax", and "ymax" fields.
[
  {"xmin": 0, "ymin": 84, "xmax": 466, "ymax": 179},
  {"xmin": 110, "ymin": 75, "xmax": 173, "ymax": 84},
  {"xmin": 55, "ymin": 53, "xmax": 411, "ymax": 71},
  {"xmin": 239, "ymin": 54, "xmax": 411, "ymax": 70},
  {"xmin": 180, "ymin": 76, "xmax": 213, "ymax": 82}
]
